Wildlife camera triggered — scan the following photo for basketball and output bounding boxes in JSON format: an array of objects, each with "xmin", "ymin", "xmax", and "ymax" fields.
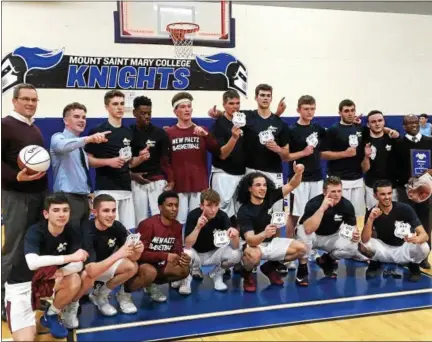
[{"xmin": 17, "ymin": 145, "xmax": 51, "ymax": 175}]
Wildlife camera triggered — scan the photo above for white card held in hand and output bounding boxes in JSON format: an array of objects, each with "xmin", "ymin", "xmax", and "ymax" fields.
[
  {"xmin": 306, "ymin": 132, "xmax": 319, "ymax": 148},
  {"xmin": 339, "ymin": 222, "xmax": 355, "ymax": 240},
  {"xmin": 271, "ymin": 212, "xmax": 287, "ymax": 227},
  {"xmin": 348, "ymin": 135, "xmax": 359, "ymax": 148},
  {"xmin": 213, "ymin": 230, "xmax": 230, "ymax": 248},
  {"xmin": 394, "ymin": 221, "xmax": 412, "ymax": 239},
  {"xmin": 259, "ymin": 130, "xmax": 274, "ymax": 145},
  {"xmin": 126, "ymin": 233, "xmax": 141, "ymax": 246},
  {"xmin": 232, "ymin": 112, "xmax": 246, "ymax": 127}
]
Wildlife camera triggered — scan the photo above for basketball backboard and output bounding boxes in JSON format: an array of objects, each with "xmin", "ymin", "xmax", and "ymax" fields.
[{"xmin": 113, "ymin": 1, "xmax": 235, "ymax": 48}]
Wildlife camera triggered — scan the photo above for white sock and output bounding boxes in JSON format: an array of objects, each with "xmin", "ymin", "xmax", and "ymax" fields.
[{"xmin": 47, "ymin": 304, "xmax": 61, "ymax": 316}]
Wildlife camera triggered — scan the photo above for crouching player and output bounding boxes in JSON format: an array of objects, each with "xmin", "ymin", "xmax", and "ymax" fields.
[
  {"xmin": 62, "ymin": 194, "xmax": 141, "ymax": 328},
  {"xmin": 124, "ymin": 191, "xmax": 191, "ymax": 302},
  {"xmin": 360, "ymin": 180, "xmax": 430, "ymax": 282},
  {"xmin": 237, "ymin": 163, "xmax": 308, "ymax": 292},
  {"xmin": 296, "ymin": 176, "xmax": 366, "ymax": 283},
  {"xmin": 183, "ymin": 189, "xmax": 241, "ymax": 292},
  {"xmin": 4, "ymin": 193, "xmax": 88, "ymax": 341}
]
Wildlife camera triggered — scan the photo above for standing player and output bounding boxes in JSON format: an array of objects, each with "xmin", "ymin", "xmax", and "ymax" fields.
[
  {"xmin": 321, "ymin": 100, "xmax": 399, "ymax": 218},
  {"xmin": 296, "ymin": 177, "xmax": 366, "ymax": 284},
  {"xmin": 62, "ymin": 194, "xmax": 141, "ymax": 328},
  {"xmin": 360, "ymin": 180, "xmax": 430, "ymax": 281},
  {"xmin": 284, "ymin": 96, "xmax": 326, "ymax": 267},
  {"xmin": 208, "ymin": 85, "xmax": 289, "ymax": 273},
  {"xmin": 237, "ymin": 164, "xmax": 308, "ymax": 292},
  {"xmin": 129, "ymin": 96, "xmax": 174, "ymax": 226},
  {"xmin": 164, "ymin": 92, "xmax": 239, "ymax": 224},
  {"xmin": 210, "ymin": 90, "xmax": 244, "ymax": 224},
  {"xmin": 361, "ymin": 110, "xmax": 396, "ymax": 209},
  {"xmin": 124, "ymin": 191, "xmax": 191, "ymax": 302},
  {"xmin": 184, "ymin": 189, "xmax": 241, "ymax": 292},
  {"xmin": 240, "ymin": 84, "xmax": 291, "ymax": 274},
  {"xmin": 51, "ymin": 102, "xmax": 110, "ymax": 226},
  {"xmin": 1, "ymin": 83, "xmax": 48, "ymax": 321},
  {"xmin": 4, "ymin": 193, "xmax": 88, "ymax": 340},
  {"xmin": 85, "ymin": 90, "xmax": 135, "ymax": 230},
  {"xmin": 390, "ymin": 114, "xmax": 432, "ymax": 269},
  {"xmin": 320, "ymin": 99, "xmax": 367, "ymax": 218}
]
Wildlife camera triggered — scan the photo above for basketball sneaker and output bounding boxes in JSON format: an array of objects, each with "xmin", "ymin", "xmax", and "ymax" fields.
[
  {"xmin": 408, "ymin": 262, "xmax": 422, "ymax": 282},
  {"xmin": 146, "ymin": 284, "xmax": 167, "ymax": 303},
  {"xmin": 116, "ymin": 286, "xmax": 137, "ymax": 314},
  {"xmin": 89, "ymin": 288, "xmax": 117, "ymax": 316},
  {"xmin": 260, "ymin": 261, "xmax": 284, "ymax": 285},
  {"xmin": 242, "ymin": 271, "xmax": 256, "ymax": 292},
  {"xmin": 295, "ymin": 263, "xmax": 309, "ymax": 287},
  {"xmin": 62, "ymin": 301, "xmax": 79, "ymax": 329},
  {"xmin": 209, "ymin": 266, "xmax": 228, "ymax": 291},
  {"xmin": 366, "ymin": 260, "xmax": 381, "ymax": 279},
  {"xmin": 40, "ymin": 311, "xmax": 68, "ymax": 339},
  {"xmin": 316, "ymin": 254, "xmax": 336, "ymax": 278},
  {"xmin": 179, "ymin": 275, "xmax": 192, "ymax": 295}
]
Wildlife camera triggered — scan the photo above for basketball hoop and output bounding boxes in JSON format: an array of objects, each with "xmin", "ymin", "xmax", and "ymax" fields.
[{"xmin": 166, "ymin": 22, "xmax": 200, "ymax": 59}]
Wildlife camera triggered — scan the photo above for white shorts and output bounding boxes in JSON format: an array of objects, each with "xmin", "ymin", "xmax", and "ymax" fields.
[
  {"xmin": 365, "ymin": 186, "xmax": 399, "ymax": 210},
  {"xmin": 341, "ymin": 179, "xmax": 365, "ymax": 217},
  {"xmin": 186, "ymin": 246, "xmax": 241, "ymax": 268},
  {"xmin": 246, "ymin": 168, "xmax": 284, "ymax": 211},
  {"xmin": 131, "ymin": 180, "xmax": 167, "ymax": 226},
  {"xmin": 296, "ymin": 224, "xmax": 362, "ymax": 260},
  {"xmin": 96, "ymin": 258, "xmax": 124, "ymax": 283},
  {"xmin": 242, "ymin": 237, "xmax": 293, "ymax": 261},
  {"xmin": 210, "ymin": 170, "xmax": 243, "ymax": 217},
  {"xmin": 4, "ymin": 282, "xmax": 35, "ymax": 333},
  {"xmin": 177, "ymin": 192, "xmax": 201, "ymax": 224},
  {"xmin": 288, "ymin": 180, "xmax": 323, "ymax": 216},
  {"xmin": 363, "ymin": 238, "xmax": 430, "ymax": 264},
  {"xmin": 94, "ymin": 190, "xmax": 135, "ymax": 230}
]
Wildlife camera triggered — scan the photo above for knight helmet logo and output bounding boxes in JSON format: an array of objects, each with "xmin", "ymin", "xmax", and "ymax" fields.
[
  {"xmin": 1, "ymin": 46, "xmax": 64, "ymax": 93},
  {"xmin": 195, "ymin": 53, "xmax": 248, "ymax": 97}
]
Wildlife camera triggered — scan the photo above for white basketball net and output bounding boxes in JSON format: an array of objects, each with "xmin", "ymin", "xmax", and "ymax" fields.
[{"xmin": 167, "ymin": 23, "xmax": 200, "ymax": 59}]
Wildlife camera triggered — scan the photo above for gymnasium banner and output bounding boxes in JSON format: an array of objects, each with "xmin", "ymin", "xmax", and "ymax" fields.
[{"xmin": 1, "ymin": 47, "xmax": 248, "ymax": 96}]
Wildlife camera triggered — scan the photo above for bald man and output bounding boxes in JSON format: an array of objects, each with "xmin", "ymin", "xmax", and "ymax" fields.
[{"xmin": 390, "ymin": 114, "xmax": 432, "ymax": 269}]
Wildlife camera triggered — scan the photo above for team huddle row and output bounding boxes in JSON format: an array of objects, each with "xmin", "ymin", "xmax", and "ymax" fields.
[{"xmin": 2, "ymin": 82, "xmax": 432, "ymax": 342}]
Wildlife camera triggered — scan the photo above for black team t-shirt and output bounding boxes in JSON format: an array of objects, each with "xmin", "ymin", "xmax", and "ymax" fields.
[
  {"xmin": 82, "ymin": 219, "xmax": 128, "ymax": 263},
  {"xmin": 242, "ymin": 110, "xmax": 290, "ymax": 173},
  {"xmin": 85, "ymin": 121, "xmax": 133, "ymax": 191},
  {"xmin": 237, "ymin": 188, "xmax": 284, "ymax": 242},
  {"xmin": 7, "ymin": 221, "xmax": 82, "ymax": 284},
  {"xmin": 363, "ymin": 134, "xmax": 395, "ymax": 188},
  {"xmin": 130, "ymin": 123, "xmax": 171, "ymax": 180},
  {"xmin": 184, "ymin": 208, "xmax": 231, "ymax": 253},
  {"xmin": 299, "ymin": 194, "xmax": 357, "ymax": 236},
  {"xmin": 287, "ymin": 122, "xmax": 326, "ymax": 181},
  {"xmin": 211, "ymin": 115, "xmax": 245, "ymax": 175},
  {"xmin": 321, "ymin": 123, "xmax": 368, "ymax": 180},
  {"xmin": 364, "ymin": 201, "xmax": 421, "ymax": 247}
]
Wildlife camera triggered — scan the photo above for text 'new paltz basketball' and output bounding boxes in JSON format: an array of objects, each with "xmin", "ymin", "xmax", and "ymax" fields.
[{"xmin": 17, "ymin": 145, "xmax": 51, "ymax": 175}]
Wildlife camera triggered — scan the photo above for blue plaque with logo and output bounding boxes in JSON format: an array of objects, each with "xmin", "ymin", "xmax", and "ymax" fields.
[{"xmin": 410, "ymin": 149, "xmax": 431, "ymax": 176}]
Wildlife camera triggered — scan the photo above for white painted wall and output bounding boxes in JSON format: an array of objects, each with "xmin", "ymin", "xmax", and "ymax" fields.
[{"xmin": 2, "ymin": 1, "xmax": 432, "ymax": 118}]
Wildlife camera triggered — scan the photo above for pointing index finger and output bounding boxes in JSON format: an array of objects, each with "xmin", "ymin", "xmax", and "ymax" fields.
[{"xmin": 101, "ymin": 131, "xmax": 112, "ymax": 135}]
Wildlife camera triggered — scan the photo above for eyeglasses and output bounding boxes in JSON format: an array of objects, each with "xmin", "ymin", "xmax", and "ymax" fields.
[{"xmin": 16, "ymin": 97, "xmax": 39, "ymax": 103}]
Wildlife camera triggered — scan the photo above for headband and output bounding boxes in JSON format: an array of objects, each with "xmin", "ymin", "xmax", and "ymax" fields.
[{"xmin": 173, "ymin": 99, "xmax": 192, "ymax": 109}]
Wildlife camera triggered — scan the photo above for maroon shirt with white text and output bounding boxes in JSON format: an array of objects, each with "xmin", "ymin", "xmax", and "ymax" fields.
[
  {"xmin": 165, "ymin": 125, "xmax": 220, "ymax": 193},
  {"xmin": 137, "ymin": 214, "xmax": 183, "ymax": 265}
]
